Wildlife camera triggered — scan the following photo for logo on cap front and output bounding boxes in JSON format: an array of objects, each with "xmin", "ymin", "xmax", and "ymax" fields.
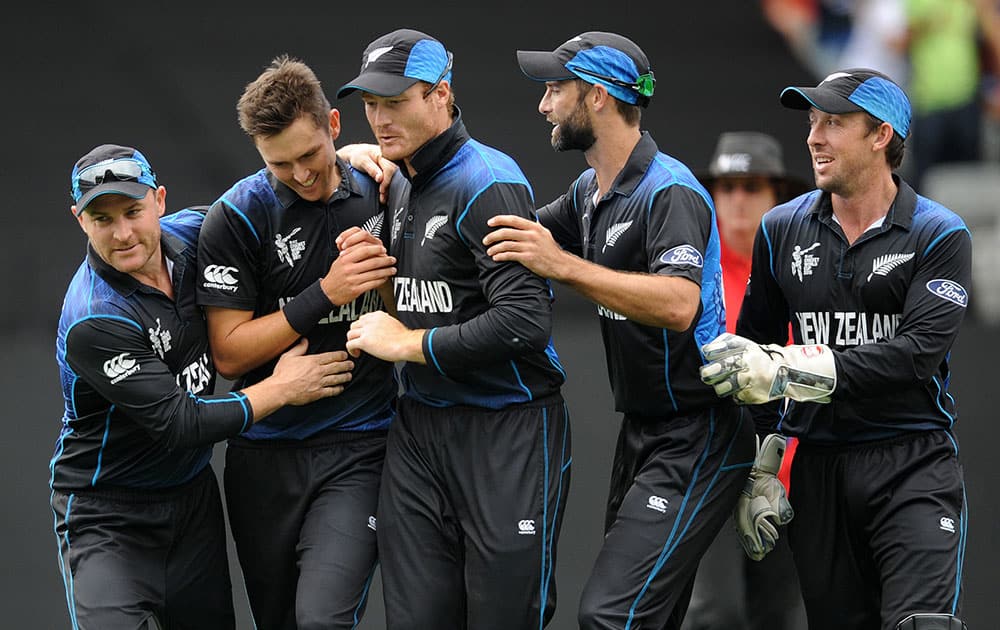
[
  {"xmin": 820, "ymin": 71, "xmax": 852, "ymax": 85},
  {"xmin": 364, "ymin": 46, "xmax": 393, "ymax": 69}
]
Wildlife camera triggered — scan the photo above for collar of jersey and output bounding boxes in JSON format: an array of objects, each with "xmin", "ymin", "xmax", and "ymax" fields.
[
  {"xmin": 406, "ymin": 108, "xmax": 470, "ymax": 190},
  {"xmin": 812, "ymin": 174, "xmax": 916, "ymax": 232}
]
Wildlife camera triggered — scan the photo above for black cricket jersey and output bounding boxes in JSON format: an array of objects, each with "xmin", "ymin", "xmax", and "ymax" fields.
[
  {"xmin": 52, "ymin": 209, "xmax": 251, "ymax": 492},
  {"xmin": 388, "ymin": 115, "xmax": 565, "ymax": 409},
  {"xmin": 196, "ymin": 160, "xmax": 396, "ymax": 440},
  {"xmin": 538, "ymin": 132, "xmax": 726, "ymax": 418},
  {"xmin": 738, "ymin": 177, "xmax": 972, "ymax": 443}
]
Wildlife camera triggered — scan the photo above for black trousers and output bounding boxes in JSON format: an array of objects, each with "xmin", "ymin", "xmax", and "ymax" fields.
[
  {"xmin": 224, "ymin": 430, "xmax": 386, "ymax": 630},
  {"xmin": 51, "ymin": 466, "xmax": 234, "ymax": 630},
  {"xmin": 377, "ymin": 394, "xmax": 572, "ymax": 630},
  {"xmin": 578, "ymin": 404, "xmax": 755, "ymax": 630},
  {"xmin": 788, "ymin": 430, "xmax": 967, "ymax": 630}
]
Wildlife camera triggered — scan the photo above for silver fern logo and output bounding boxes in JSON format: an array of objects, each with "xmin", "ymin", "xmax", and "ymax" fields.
[
  {"xmin": 867, "ymin": 253, "xmax": 914, "ymax": 281},
  {"xmin": 362, "ymin": 213, "xmax": 384, "ymax": 238},
  {"xmin": 603, "ymin": 221, "xmax": 633, "ymax": 253},
  {"xmin": 422, "ymin": 215, "xmax": 448, "ymax": 246}
]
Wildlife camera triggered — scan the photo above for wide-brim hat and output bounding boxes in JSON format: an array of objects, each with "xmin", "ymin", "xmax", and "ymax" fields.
[{"xmin": 697, "ymin": 131, "xmax": 810, "ymax": 201}]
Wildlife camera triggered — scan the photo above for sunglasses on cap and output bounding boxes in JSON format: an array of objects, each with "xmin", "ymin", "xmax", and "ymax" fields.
[
  {"xmin": 75, "ymin": 158, "xmax": 151, "ymax": 186},
  {"xmin": 423, "ymin": 52, "xmax": 454, "ymax": 98},
  {"xmin": 572, "ymin": 67, "xmax": 656, "ymax": 100}
]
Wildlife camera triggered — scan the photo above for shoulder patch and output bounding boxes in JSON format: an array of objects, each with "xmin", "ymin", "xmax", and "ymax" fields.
[
  {"xmin": 659, "ymin": 244, "xmax": 704, "ymax": 268},
  {"xmin": 926, "ymin": 279, "xmax": 968, "ymax": 308}
]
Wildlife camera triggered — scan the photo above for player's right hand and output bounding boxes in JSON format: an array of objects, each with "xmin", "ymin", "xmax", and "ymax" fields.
[
  {"xmin": 336, "ymin": 143, "xmax": 397, "ymax": 203},
  {"xmin": 321, "ymin": 229, "xmax": 396, "ymax": 306},
  {"xmin": 271, "ymin": 339, "xmax": 354, "ymax": 405}
]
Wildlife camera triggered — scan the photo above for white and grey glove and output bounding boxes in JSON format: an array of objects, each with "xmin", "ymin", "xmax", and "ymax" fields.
[
  {"xmin": 734, "ymin": 433, "xmax": 794, "ymax": 561},
  {"xmin": 699, "ymin": 333, "xmax": 837, "ymax": 404}
]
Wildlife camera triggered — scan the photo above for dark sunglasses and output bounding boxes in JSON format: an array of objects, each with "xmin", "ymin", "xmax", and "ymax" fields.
[{"xmin": 714, "ymin": 178, "xmax": 773, "ymax": 194}]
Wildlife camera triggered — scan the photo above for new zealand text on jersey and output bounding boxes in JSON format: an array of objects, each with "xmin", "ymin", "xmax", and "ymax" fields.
[
  {"xmin": 394, "ymin": 277, "xmax": 454, "ymax": 314},
  {"xmin": 796, "ymin": 311, "xmax": 903, "ymax": 346},
  {"xmin": 279, "ymin": 290, "xmax": 384, "ymax": 324}
]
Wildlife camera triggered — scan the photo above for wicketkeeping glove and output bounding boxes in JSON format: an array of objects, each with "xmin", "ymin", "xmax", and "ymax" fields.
[
  {"xmin": 699, "ymin": 333, "xmax": 837, "ymax": 404},
  {"xmin": 734, "ymin": 433, "xmax": 794, "ymax": 561}
]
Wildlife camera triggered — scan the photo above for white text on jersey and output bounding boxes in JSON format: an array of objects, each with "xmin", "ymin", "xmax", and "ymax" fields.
[
  {"xmin": 278, "ymin": 290, "xmax": 384, "ymax": 324},
  {"xmin": 394, "ymin": 277, "xmax": 454, "ymax": 313},
  {"xmin": 796, "ymin": 311, "xmax": 902, "ymax": 346}
]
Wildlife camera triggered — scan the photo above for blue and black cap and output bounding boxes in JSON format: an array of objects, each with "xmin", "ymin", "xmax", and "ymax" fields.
[
  {"xmin": 780, "ymin": 68, "xmax": 912, "ymax": 139},
  {"xmin": 337, "ymin": 29, "xmax": 452, "ymax": 99},
  {"xmin": 516, "ymin": 31, "xmax": 655, "ymax": 107},
  {"xmin": 71, "ymin": 144, "xmax": 157, "ymax": 216}
]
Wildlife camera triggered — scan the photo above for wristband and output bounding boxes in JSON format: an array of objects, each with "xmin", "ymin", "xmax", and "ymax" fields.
[{"xmin": 282, "ymin": 280, "xmax": 334, "ymax": 335}]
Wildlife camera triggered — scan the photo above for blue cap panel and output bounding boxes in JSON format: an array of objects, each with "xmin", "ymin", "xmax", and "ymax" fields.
[
  {"xmin": 849, "ymin": 77, "xmax": 911, "ymax": 139},
  {"xmin": 405, "ymin": 39, "xmax": 452, "ymax": 85},
  {"xmin": 566, "ymin": 45, "xmax": 641, "ymax": 104}
]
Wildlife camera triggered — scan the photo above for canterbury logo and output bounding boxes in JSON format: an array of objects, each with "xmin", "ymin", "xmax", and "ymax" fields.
[
  {"xmin": 363, "ymin": 213, "xmax": 384, "ymax": 238},
  {"xmin": 104, "ymin": 352, "xmax": 140, "ymax": 384},
  {"xmin": 364, "ymin": 46, "xmax": 393, "ymax": 68},
  {"xmin": 367, "ymin": 515, "xmax": 377, "ymax": 531},
  {"xmin": 603, "ymin": 220, "xmax": 633, "ymax": 252},
  {"xmin": 939, "ymin": 516, "xmax": 956, "ymax": 533},
  {"xmin": 517, "ymin": 519, "xmax": 536, "ymax": 535},
  {"xmin": 646, "ymin": 495, "xmax": 668, "ymax": 513},
  {"xmin": 867, "ymin": 253, "xmax": 914, "ymax": 281},
  {"xmin": 422, "ymin": 215, "xmax": 448, "ymax": 245},
  {"xmin": 203, "ymin": 265, "xmax": 238, "ymax": 286}
]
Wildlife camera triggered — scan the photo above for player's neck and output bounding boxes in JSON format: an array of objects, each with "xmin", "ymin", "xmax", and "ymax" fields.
[
  {"xmin": 831, "ymin": 171, "xmax": 898, "ymax": 244},
  {"xmin": 131, "ymin": 250, "xmax": 174, "ymax": 299},
  {"xmin": 586, "ymin": 126, "xmax": 641, "ymax": 199}
]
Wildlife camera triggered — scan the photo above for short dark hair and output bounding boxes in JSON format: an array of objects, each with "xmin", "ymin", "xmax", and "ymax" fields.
[
  {"xmin": 237, "ymin": 55, "xmax": 331, "ymax": 138},
  {"xmin": 576, "ymin": 78, "xmax": 641, "ymax": 126},
  {"xmin": 865, "ymin": 113, "xmax": 905, "ymax": 170}
]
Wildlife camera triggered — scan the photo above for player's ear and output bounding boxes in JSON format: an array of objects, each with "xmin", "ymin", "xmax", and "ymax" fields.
[
  {"xmin": 328, "ymin": 108, "xmax": 342, "ymax": 142},
  {"xmin": 72, "ymin": 206, "xmax": 87, "ymax": 232},
  {"xmin": 154, "ymin": 186, "xmax": 167, "ymax": 218},
  {"xmin": 872, "ymin": 121, "xmax": 894, "ymax": 152}
]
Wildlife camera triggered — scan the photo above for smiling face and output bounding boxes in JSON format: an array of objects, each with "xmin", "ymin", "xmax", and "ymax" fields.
[
  {"xmin": 75, "ymin": 187, "xmax": 166, "ymax": 278},
  {"xmin": 254, "ymin": 112, "xmax": 341, "ymax": 202},
  {"xmin": 538, "ymin": 79, "xmax": 596, "ymax": 152},
  {"xmin": 806, "ymin": 108, "xmax": 882, "ymax": 197}
]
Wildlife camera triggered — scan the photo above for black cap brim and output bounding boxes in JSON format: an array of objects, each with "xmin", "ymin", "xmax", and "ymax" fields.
[
  {"xmin": 336, "ymin": 72, "xmax": 421, "ymax": 99},
  {"xmin": 780, "ymin": 86, "xmax": 861, "ymax": 115},
  {"xmin": 75, "ymin": 182, "xmax": 152, "ymax": 216},
  {"xmin": 516, "ymin": 50, "xmax": 576, "ymax": 82}
]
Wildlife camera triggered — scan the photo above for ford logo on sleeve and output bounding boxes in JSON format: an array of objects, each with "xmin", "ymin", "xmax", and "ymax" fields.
[
  {"xmin": 926, "ymin": 279, "xmax": 968, "ymax": 308},
  {"xmin": 659, "ymin": 244, "xmax": 704, "ymax": 268}
]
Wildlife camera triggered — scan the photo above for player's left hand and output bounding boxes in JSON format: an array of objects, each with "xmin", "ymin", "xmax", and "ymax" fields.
[
  {"xmin": 734, "ymin": 433, "xmax": 794, "ymax": 561},
  {"xmin": 699, "ymin": 333, "xmax": 837, "ymax": 404},
  {"xmin": 483, "ymin": 214, "xmax": 571, "ymax": 281},
  {"xmin": 346, "ymin": 311, "xmax": 426, "ymax": 364},
  {"xmin": 337, "ymin": 143, "xmax": 397, "ymax": 203}
]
